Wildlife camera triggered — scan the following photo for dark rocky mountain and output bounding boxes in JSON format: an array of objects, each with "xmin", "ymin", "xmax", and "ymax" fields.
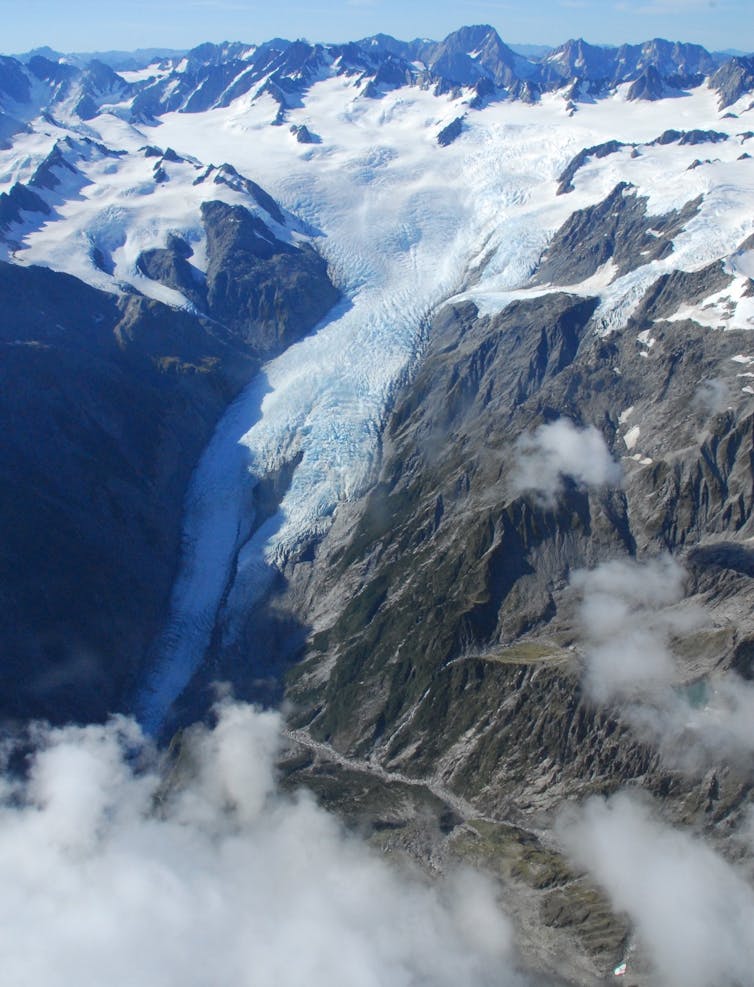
[
  {"xmin": 3, "ymin": 52, "xmax": 134, "ymax": 122},
  {"xmin": 613, "ymin": 38, "xmax": 716, "ymax": 80},
  {"xmin": 556, "ymin": 140, "xmax": 627, "ymax": 194},
  {"xmin": 200, "ymin": 199, "xmax": 338, "ymax": 353},
  {"xmin": 422, "ymin": 24, "xmax": 532, "ymax": 89},
  {"xmin": 534, "ymin": 183, "xmax": 702, "ymax": 284},
  {"xmin": 539, "ymin": 38, "xmax": 617, "ymax": 87},
  {"xmin": 0, "ymin": 55, "xmax": 31, "ymax": 104},
  {"xmin": 278, "ymin": 213, "xmax": 753, "ymax": 754},
  {"xmin": 541, "ymin": 37, "xmax": 718, "ymax": 101},
  {"xmin": 257, "ymin": 191, "xmax": 754, "ymax": 981},
  {"xmin": 0, "ymin": 58, "xmax": 34, "ymax": 148},
  {"xmin": 71, "ymin": 58, "xmax": 131, "ymax": 119},
  {"xmin": 0, "ymin": 181, "xmax": 49, "ymax": 227},
  {"xmin": 13, "ymin": 46, "xmax": 187, "ymax": 70},
  {"xmin": 0, "ymin": 177, "xmax": 338, "ymax": 725},
  {"xmin": 0, "ymin": 138, "xmax": 107, "ymax": 243},
  {"xmin": 710, "ymin": 54, "xmax": 754, "ymax": 108},
  {"xmin": 626, "ymin": 65, "xmax": 673, "ymax": 101},
  {"xmin": 436, "ymin": 115, "xmax": 465, "ymax": 146}
]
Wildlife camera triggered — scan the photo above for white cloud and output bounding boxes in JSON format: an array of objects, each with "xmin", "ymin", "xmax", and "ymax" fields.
[
  {"xmin": 510, "ymin": 419, "xmax": 621, "ymax": 507},
  {"xmin": 630, "ymin": 674, "xmax": 754, "ymax": 770},
  {"xmin": 0, "ymin": 700, "xmax": 524, "ymax": 987},
  {"xmin": 561, "ymin": 558, "xmax": 754, "ymax": 985},
  {"xmin": 571, "ymin": 555, "xmax": 754, "ymax": 770},
  {"xmin": 571, "ymin": 555, "xmax": 693, "ymax": 703},
  {"xmin": 693, "ymin": 378, "xmax": 730, "ymax": 416},
  {"xmin": 558, "ymin": 792, "xmax": 754, "ymax": 987}
]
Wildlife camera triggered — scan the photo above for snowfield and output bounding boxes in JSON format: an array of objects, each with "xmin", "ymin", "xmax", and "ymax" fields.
[{"xmin": 1, "ymin": 70, "xmax": 753, "ymax": 728}]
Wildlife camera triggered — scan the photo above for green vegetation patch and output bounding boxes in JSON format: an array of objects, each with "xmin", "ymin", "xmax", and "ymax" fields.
[
  {"xmin": 468, "ymin": 641, "xmax": 571, "ymax": 666},
  {"xmin": 453, "ymin": 819, "xmax": 572, "ymax": 890},
  {"xmin": 452, "ymin": 820, "xmax": 628, "ymax": 965}
]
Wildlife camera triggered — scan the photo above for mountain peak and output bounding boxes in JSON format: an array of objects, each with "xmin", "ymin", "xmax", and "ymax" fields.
[
  {"xmin": 427, "ymin": 24, "xmax": 520, "ymax": 88},
  {"xmin": 442, "ymin": 24, "xmax": 501, "ymax": 45}
]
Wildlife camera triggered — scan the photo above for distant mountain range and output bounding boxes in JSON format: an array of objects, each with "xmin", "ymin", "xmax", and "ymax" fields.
[
  {"xmin": 11, "ymin": 45, "xmax": 187, "ymax": 71},
  {"xmin": 1, "ymin": 24, "xmax": 753, "ymax": 142}
]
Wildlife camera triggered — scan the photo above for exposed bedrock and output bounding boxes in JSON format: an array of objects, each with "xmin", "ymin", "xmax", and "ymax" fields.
[{"xmin": 249, "ymin": 263, "xmax": 754, "ymax": 978}]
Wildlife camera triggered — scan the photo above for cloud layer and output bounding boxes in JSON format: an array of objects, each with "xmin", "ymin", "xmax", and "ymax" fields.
[
  {"xmin": 561, "ymin": 556, "xmax": 754, "ymax": 983},
  {"xmin": 571, "ymin": 555, "xmax": 693, "ymax": 703},
  {"xmin": 0, "ymin": 701, "xmax": 524, "ymax": 987}
]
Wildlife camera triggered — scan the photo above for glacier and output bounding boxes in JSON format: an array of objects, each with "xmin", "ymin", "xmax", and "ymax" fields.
[
  {"xmin": 131, "ymin": 84, "xmax": 754, "ymax": 730},
  {"xmin": 1, "ymin": 70, "xmax": 752, "ymax": 730}
]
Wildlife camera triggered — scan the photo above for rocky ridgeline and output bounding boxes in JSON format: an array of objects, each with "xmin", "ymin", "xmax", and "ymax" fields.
[
  {"xmin": 257, "ymin": 187, "xmax": 754, "ymax": 982},
  {"xmin": 0, "ymin": 27, "xmax": 752, "ymax": 133}
]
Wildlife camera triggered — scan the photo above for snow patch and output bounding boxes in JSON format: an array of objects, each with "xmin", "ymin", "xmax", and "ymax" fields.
[{"xmin": 624, "ymin": 425, "xmax": 641, "ymax": 451}]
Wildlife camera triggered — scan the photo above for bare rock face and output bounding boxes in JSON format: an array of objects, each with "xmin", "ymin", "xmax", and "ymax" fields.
[
  {"xmin": 534, "ymin": 182, "xmax": 702, "ymax": 284},
  {"xmin": 437, "ymin": 116, "xmax": 464, "ymax": 147},
  {"xmin": 279, "ymin": 250, "xmax": 754, "ymax": 764},
  {"xmin": 290, "ymin": 123, "xmax": 320, "ymax": 144},
  {"xmin": 201, "ymin": 200, "xmax": 340, "ymax": 355},
  {"xmin": 0, "ymin": 263, "xmax": 250, "ymax": 723},
  {"xmin": 136, "ymin": 234, "xmax": 207, "ymax": 311},
  {"xmin": 556, "ymin": 140, "xmax": 627, "ymax": 194},
  {"xmin": 710, "ymin": 55, "xmax": 754, "ymax": 109},
  {"xmin": 0, "ymin": 181, "xmax": 50, "ymax": 228},
  {"xmin": 627, "ymin": 65, "xmax": 668, "ymax": 101},
  {"xmin": 251, "ymin": 205, "xmax": 754, "ymax": 981}
]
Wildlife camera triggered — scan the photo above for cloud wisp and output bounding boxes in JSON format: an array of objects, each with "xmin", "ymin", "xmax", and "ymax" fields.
[
  {"xmin": 693, "ymin": 378, "xmax": 730, "ymax": 417},
  {"xmin": 571, "ymin": 555, "xmax": 695, "ymax": 704},
  {"xmin": 571, "ymin": 554, "xmax": 754, "ymax": 769},
  {"xmin": 0, "ymin": 700, "xmax": 526, "ymax": 987},
  {"xmin": 510, "ymin": 419, "xmax": 622, "ymax": 507},
  {"xmin": 558, "ymin": 791, "xmax": 754, "ymax": 987}
]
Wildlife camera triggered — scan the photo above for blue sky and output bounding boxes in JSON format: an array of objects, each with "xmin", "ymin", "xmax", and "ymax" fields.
[{"xmin": 0, "ymin": 0, "xmax": 751, "ymax": 55}]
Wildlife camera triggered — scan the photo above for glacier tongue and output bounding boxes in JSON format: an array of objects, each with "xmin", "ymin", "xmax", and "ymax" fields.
[
  {"xmin": 135, "ymin": 90, "xmax": 502, "ymax": 730},
  {"xmin": 128, "ymin": 80, "xmax": 754, "ymax": 731}
]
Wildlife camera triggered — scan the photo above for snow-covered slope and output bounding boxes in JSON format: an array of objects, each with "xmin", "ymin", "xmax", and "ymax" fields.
[{"xmin": 1, "ymin": 38, "xmax": 753, "ymax": 730}]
